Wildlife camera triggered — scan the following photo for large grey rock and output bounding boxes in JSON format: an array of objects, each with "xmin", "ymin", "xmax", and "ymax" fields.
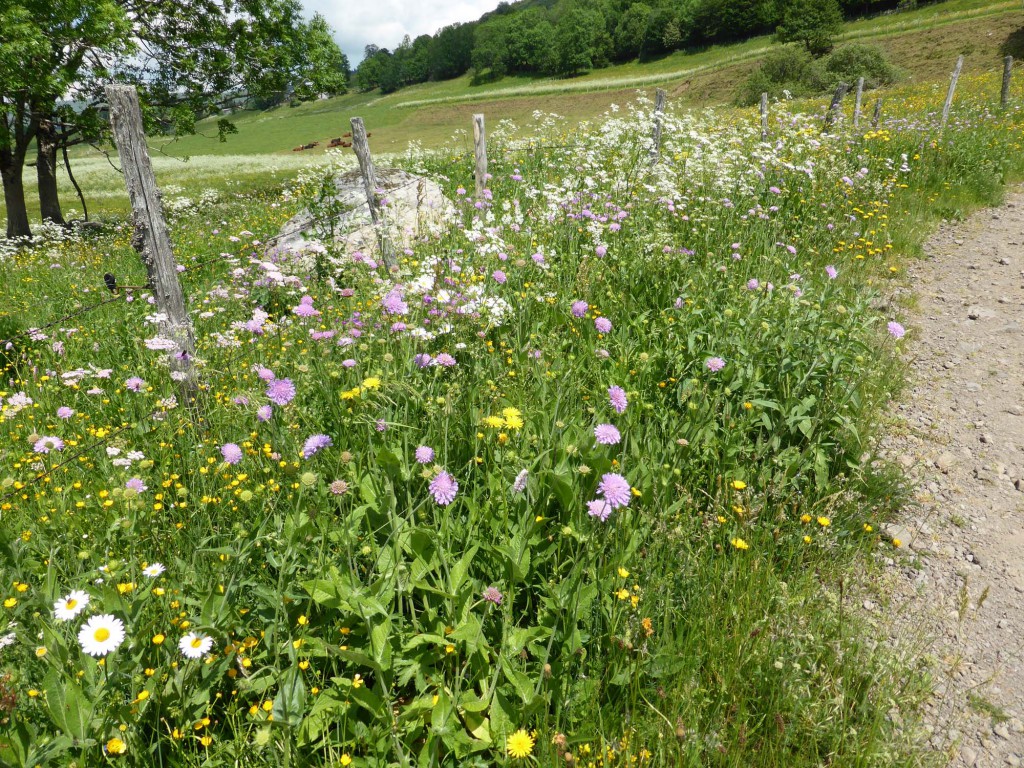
[{"xmin": 267, "ymin": 168, "xmax": 455, "ymax": 270}]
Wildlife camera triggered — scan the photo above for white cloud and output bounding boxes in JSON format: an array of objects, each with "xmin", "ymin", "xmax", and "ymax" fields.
[{"xmin": 302, "ymin": 0, "xmax": 498, "ymax": 64}]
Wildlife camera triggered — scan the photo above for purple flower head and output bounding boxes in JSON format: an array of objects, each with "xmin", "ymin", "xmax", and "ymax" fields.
[
  {"xmin": 256, "ymin": 405, "xmax": 273, "ymax": 422},
  {"xmin": 34, "ymin": 436, "xmax": 64, "ymax": 454},
  {"xmin": 221, "ymin": 443, "xmax": 243, "ymax": 465},
  {"xmin": 706, "ymin": 357, "xmax": 726, "ymax": 372},
  {"xmin": 825, "ymin": 265, "xmax": 838, "ymax": 279},
  {"xmin": 125, "ymin": 377, "xmax": 146, "ymax": 392},
  {"xmin": 608, "ymin": 385, "xmax": 628, "ymax": 414},
  {"xmin": 887, "ymin": 321, "xmax": 905, "ymax": 339},
  {"xmin": 571, "ymin": 301, "xmax": 588, "ymax": 318},
  {"xmin": 266, "ymin": 377, "xmax": 296, "ymax": 406},
  {"xmin": 482, "ymin": 586, "xmax": 503, "ymax": 605},
  {"xmin": 293, "ymin": 299, "xmax": 319, "ymax": 318},
  {"xmin": 595, "ymin": 245, "xmax": 607, "ymax": 257},
  {"xmin": 125, "ymin": 477, "xmax": 147, "ymax": 493},
  {"xmin": 381, "ymin": 288, "xmax": 408, "ymax": 316},
  {"xmin": 375, "ymin": 419, "xmax": 387, "ymax": 432},
  {"xmin": 587, "ymin": 498, "xmax": 613, "ymax": 522},
  {"xmin": 531, "ymin": 252, "xmax": 545, "ymax": 265},
  {"xmin": 594, "ymin": 424, "xmax": 621, "ymax": 446},
  {"xmin": 594, "ymin": 317, "xmax": 612, "ymax": 333},
  {"xmin": 302, "ymin": 434, "xmax": 333, "ymax": 459},
  {"xmin": 512, "ymin": 469, "xmax": 529, "ymax": 493},
  {"xmin": 57, "ymin": 407, "xmax": 74, "ymax": 419},
  {"xmin": 492, "ymin": 270, "xmax": 506, "ymax": 284},
  {"xmin": 414, "ymin": 353, "xmax": 432, "ymax": 368},
  {"xmin": 255, "ymin": 366, "xmax": 275, "ymax": 381},
  {"xmin": 429, "ymin": 471, "xmax": 459, "ymax": 506},
  {"xmin": 597, "ymin": 473, "xmax": 632, "ymax": 509},
  {"xmin": 434, "ymin": 353, "xmax": 456, "ymax": 367},
  {"xmin": 415, "ymin": 446, "xmax": 435, "ymax": 464},
  {"xmin": 746, "ymin": 279, "xmax": 759, "ymax": 291}
]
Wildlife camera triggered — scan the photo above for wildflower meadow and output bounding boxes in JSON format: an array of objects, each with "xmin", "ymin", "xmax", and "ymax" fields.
[{"xmin": 1, "ymin": 71, "xmax": 1022, "ymax": 766}]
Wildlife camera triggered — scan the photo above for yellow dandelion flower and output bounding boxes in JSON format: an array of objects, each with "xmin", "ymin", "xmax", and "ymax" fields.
[
  {"xmin": 730, "ymin": 538, "xmax": 750, "ymax": 550},
  {"xmin": 361, "ymin": 377, "xmax": 381, "ymax": 390},
  {"xmin": 482, "ymin": 415, "xmax": 505, "ymax": 429},
  {"xmin": 106, "ymin": 737, "xmax": 127, "ymax": 755},
  {"xmin": 507, "ymin": 729, "xmax": 535, "ymax": 759},
  {"xmin": 817, "ymin": 516, "xmax": 830, "ymax": 527},
  {"xmin": 502, "ymin": 408, "xmax": 524, "ymax": 430},
  {"xmin": 617, "ymin": 567, "xmax": 630, "ymax": 578}
]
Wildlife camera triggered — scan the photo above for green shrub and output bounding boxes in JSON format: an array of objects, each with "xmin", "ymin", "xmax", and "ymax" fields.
[{"xmin": 823, "ymin": 43, "xmax": 901, "ymax": 90}]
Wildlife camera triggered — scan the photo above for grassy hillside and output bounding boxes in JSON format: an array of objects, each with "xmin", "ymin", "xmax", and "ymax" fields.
[{"xmin": 5, "ymin": 0, "xmax": 1024, "ymax": 224}]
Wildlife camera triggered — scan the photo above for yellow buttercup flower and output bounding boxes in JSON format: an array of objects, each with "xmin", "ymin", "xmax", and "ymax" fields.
[
  {"xmin": 730, "ymin": 538, "xmax": 750, "ymax": 551},
  {"xmin": 106, "ymin": 737, "xmax": 127, "ymax": 755}
]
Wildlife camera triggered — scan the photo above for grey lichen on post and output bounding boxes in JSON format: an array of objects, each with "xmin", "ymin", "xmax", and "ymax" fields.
[
  {"xmin": 473, "ymin": 114, "xmax": 487, "ymax": 200},
  {"xmin": 853, "ymin": 77, "xmax": 864, "ymax": 129},
  {"xmin": 104, "ymin": 84, "xmax": 197, "ymax": 409},
  {"xmin": 760, "ymin": 92, "xmax": 769, "ymax": 141},
  {"xmin": 872, "ymin": 97, "xmax": 883, "ymax": 128},
  {"xmin": 650, "ymin": 88, "xmax": 667, "ymax": 164},
  {"xmin": 822, "ymin": 82, "xmax": 849, "ymax": 134},
  {"xmin": 350, "ymin": 117, "xmax": 396, "ymax": 270},
  {"xmin": 1002, "ymin": 55, "xmax": 1014, "ymax": 107},
  {"xmin": 941, "ymin": 55, "xmax": 964, "ymax": 131}
]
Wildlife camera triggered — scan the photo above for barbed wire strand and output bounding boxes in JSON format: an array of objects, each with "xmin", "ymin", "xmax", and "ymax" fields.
[{"xmin": 0, "ymin": 294, "xmax": 126, "ymax": 350}]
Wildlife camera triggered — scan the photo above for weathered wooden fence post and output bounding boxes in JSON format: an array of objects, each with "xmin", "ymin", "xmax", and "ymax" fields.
[
  {"xmin": 104, "ymin": 84, "xmax": 197, "ymax": 409},
  {"xmin": 822, "ymin": 82, "xmax": 850, "ymax": 133},
  {"xmin": 853, "ymin": 77, "xmax": 865, "ymax": 129},
  {"xmin": 941, "ymin": 55, "xmax": 964, "ymax": 131},
  {"xmin": 872, "ymin": 97, "xmax": 883, "ymax": 128},
  {"xmin": 350, "ymin": 117, "xmax": 397, "ymax": 271},
  {"xmin": 760, "ymin": 92, "xmax": 769, "ymax": 141},
  {"xmin": 1002, "ymin": 55, "xmax": 1014, "ymax": 107},
  {"xmin": 473, "ymin": 114, "xmax": 487, "ymax": 199},
  {"xmin": 650, "ymin": 88, "xmax": 667, "ymax": 164}
]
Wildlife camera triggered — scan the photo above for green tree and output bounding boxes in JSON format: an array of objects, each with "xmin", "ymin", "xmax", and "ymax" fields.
[
  {"xmin": 428, "ymin": 23, "xmax": 475, "ymax": 81},
  {"xmin": 776, "ymin": 0, "xmax": 843, "ymax": 56},
  {"xmin": 614, "ymin": 3, "xmax": 651, "ymax": 60}
]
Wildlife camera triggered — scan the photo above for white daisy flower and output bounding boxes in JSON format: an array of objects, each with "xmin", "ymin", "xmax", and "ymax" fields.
[
  {"xmin": 77, "ymin": 614, "xmax": 126, "ymax": 657},
  {"xmin": 142, "ymin": 563, "xmax": 166, "ymax": 578},
  {"xmin": 179, "ymin": 632, "xmax": 213, "ymax": 659},
  {"xmin": 53, "ymin": 590, "xmax": 90, "ymax": 621}
]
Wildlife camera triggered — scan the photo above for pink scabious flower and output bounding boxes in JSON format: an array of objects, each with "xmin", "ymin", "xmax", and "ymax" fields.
[
  {"xmin": 587, "ymin": 499, "xmax": 613, "ymax": 522},
  {"xmin": 594, "ymin": 423, "xmax": 621, "ymax": 445},
  {"xmin": 375, "ymin": 420, "xmax": 387, "ymax": 432},
  {"xmin": 429, "ymin": 471, "xmax": 458, "ymax": 506},
  {"xmin": 595, "ymin": 245, "xmax": 607, "ymax": 257},
  {"xmin": 302, "ymin": 434, "xmax": 332, "ymax": 459},
  {"xmin": 293, "ymin": 297, "xmax": 319, "ymax": 317},
  {"xmin": 125, "ymin": 477, "xmax": 147, "ymax": 493},
  {"xmin": 414, "ymin": 353, "xmax": 432, "ymax": 368},
  {"xmin": 434, "ymin": 353, "xmax": 456, "ymax": 367},
  {"xmin": 492, "ymin": 270, "xmax": 507, "ymax": 284},
  {"xmin": 746, "ymin": 279, "xmax": 759, "ymax": 291},
  {"xmin": 57, "ymin": 407, "xmax": 74, "ymax": 419},
  {"xmin": 256, "ymin": 405, "xmax": 273, "ymax": 422},
  {"xmin": 571, "ymin": 301, "xmax": 588, "ymax": 318},
  {"xmin": 706, "ymin": 357, "xmax": 726, "ymax": 372},
  {"xmin": 887, "ymin": 321, "xmax": 906, "ymax": 339},
  {"xmin": 594, "ymin": 317, "xmax": 612, "ymax": 333},
  {"xmin": 381, "ymin": 288, "xmax": 408, "ymax": 315},
  {"xmin": 34, "ymin": 436, "xmax": 64, "ymax": 453},
  {"xmin": 482, "ymin": 586, "xmax": 503, "ymax": 605},
  {"xmin": 825, "ymin": 265, "xmax": 838, "ymax": 279},
  {"xmin": 597, "ymin": 473, "xmax": 632, "ymax": 509},
  {"xmin": 608, "ymin": 385, "xmax": 628, "ymax": 414},
  {"xmin": 266, "ymin": 377, "xmax": 296, "ymax": 406},
  {"xmin": 415, "ymin": 445, "xmax": 435, "ymax": 464},
  {"xmin": 221, "ymin": 443, "xmax": 243, "ymax": 465},
  {"xmin": 125, "ymin": 377, "xmax": 146, "ymax": 392},
  {"xmin": 255, "ymin": 366, "xmax": 276, "ymax": 381}
]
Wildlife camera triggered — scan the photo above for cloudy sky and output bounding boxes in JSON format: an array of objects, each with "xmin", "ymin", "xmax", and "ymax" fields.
[{"xmin": 302, "ymin": 0, "xmax": 499, "ymax": 64}]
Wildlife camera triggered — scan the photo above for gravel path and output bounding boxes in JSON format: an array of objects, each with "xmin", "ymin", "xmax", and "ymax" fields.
[{"xmin": 882, "ymin": 191, "xmax": 1024, "ymax": 766}]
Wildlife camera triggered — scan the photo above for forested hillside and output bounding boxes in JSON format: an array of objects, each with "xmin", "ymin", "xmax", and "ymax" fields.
[{"xmin": 354, "ymin": 0, "xmax": 936, "ymax": 91}]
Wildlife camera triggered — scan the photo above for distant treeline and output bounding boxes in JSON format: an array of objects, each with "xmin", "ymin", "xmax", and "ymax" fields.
[{"xmin": 354, "ymin": 0, "xmax": 941, "ymax": 92}]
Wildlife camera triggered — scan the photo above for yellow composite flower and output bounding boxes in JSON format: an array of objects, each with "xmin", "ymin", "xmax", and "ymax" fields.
[
  {"xmin": 105, "ymin": 737, "xmax": 127, "ymax": 755},
  {"xmin": 730, "ymin": 538, "xmax": 750, "ymax": 551},
  {"xmin": 482, "ymin": 415, "xmax": 505, "ymax": 429},
  {"xmin": 502, "ymin": 407, "xmax": 524, "ymax": 430},
  {"xmin": 507, "ymin": 728, "xmax": 535, "ymax": 759},
  {"xmin": 361, "ymin": 377, "xmax": 381, "ymax": 390}
]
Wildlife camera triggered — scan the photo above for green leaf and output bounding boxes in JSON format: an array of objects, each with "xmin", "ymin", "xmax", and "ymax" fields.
[
  {"xmin": 42, "ymin": 670, "xmax": 92, "ymax": 741},
  {"xmin": 272, "ymin": 667, "xmax": 307, "ymax": 728},
  {"xmin": 449, "ymin": 545, "xmax": 478, "ymax": 593}
]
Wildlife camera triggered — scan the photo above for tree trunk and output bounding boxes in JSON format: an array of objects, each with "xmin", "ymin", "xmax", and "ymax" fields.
[
  {"xmin": 1, "ymin": 148, "xmax": 32, "ymax": 239},
  {"xmin": 36, "ymin": 119, "xmax": 65, "ymax": 225}
]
